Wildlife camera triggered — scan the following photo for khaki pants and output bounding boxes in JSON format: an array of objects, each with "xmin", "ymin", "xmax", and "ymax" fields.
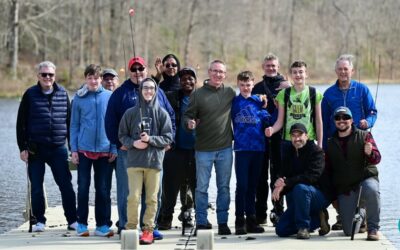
[{"xmin": 126, "ymin": 167, "xmax": 160, "ymax": 231}]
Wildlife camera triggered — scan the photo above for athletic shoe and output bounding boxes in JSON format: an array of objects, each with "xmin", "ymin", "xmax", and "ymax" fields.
[
  {"xmin": 76, "ymin": 223, "xmax": 90, "ymax": 237},
  {"xmin": 67, "ymin": 221, "xmax": 78, "ymax": 231},
  {"xmin": 318, "ymin": 209, "xmax": 330, "ymax": 236},
  {"xmin": 296, "ymin": 228, "xmax": 310, "ymax": 239},
  {"xmin": 32, "ymin": 222, "xmax": 45, "ymax": 232},
  {"xmin": 95, "ymin": 225, "xmax": 114, "ymax": 237},
  {"xmin": 153, "ymin": 229, "xmax": 163, "ymax": 240},
  {"xmin": 367, "ymin": 229, "xmax": 380, "ymax": 241},
  {"xmin": 140, "ymin": 230, "xmax": 154, "ymax": 245}
]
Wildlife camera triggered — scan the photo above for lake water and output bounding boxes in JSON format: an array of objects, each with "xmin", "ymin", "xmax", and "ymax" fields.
[{"xmin": 0, "ymin": 84, "xmax": 399, "ymax": 248}]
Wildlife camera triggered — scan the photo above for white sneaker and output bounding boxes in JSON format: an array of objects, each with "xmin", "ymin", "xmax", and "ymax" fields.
[
  {"xmin": 33, "ymin": 222, "xmax": 45, "ymax": 232},
  {"xmin": 68, "ymin": 221, "xmax": 78, "ymax": 230}
]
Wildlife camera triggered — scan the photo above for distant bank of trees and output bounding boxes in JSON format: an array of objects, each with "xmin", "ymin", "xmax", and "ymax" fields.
[{"xmin": 1, "ymin": 0, "xmax": 399, "ymax": 91}]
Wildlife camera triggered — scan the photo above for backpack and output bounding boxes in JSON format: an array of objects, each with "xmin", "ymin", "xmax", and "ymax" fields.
[{"xmin": 283, "ymin": 86, "xmax": 316, "ymax": 137}]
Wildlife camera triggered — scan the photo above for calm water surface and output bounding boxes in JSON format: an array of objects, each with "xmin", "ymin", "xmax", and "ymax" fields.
[{"xmin": 0, "ymin": 84, "xmax": 399, "ymax": 248}]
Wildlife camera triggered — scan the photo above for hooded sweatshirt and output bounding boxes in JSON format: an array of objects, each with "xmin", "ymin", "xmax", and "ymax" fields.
[
  {"xmin": 159, "ymin": 54, "xmax": 181, "ymax": 92},
  {"xmin": 118, "ymin": 78, "xmax": 173, "ymax": 170}
]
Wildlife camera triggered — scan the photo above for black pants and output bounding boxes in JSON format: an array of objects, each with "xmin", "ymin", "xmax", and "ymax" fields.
[
  {"xmin": 159, "ymin": 148, "xmax": 196, "ymax": 218},
  {"xmin": 255, "ymin": 134, "xmax": 284, "ymax": 220}
]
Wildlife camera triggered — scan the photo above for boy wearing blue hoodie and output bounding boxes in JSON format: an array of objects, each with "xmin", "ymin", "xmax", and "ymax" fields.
[
  {"xmin": 231, "ymin": 71, "xmax": 271, "ymax": 235},
  {"xmin": 70, "ymin": 64, "xmax": 117, "ymax": 237}
]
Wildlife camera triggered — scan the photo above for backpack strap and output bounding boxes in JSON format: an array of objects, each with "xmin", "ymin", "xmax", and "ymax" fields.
[
  {"xmin": 283, "ymin": 87, "xmax": 291, "ymax": 138},
  {"xmin": 309, "ymin": 86, "xmax": 316, "ymax": 133}
]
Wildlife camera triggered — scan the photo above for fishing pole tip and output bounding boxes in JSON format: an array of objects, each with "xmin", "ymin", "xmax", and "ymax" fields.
[{"xmin": 129, "ymin": 8, "xmax": 135, "ymax": 16}]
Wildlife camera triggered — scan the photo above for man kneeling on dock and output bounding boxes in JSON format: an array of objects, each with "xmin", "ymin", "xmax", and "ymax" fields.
[{"xmin": 272, "ymin": 123, "xmax": 332, "ymax": 239}]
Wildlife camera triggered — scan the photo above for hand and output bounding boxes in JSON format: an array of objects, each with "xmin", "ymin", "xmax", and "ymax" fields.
[
  {"xmin": 188, "ymin": 119, "xmax": 197, "ymax": 130},
  {"xmin": 140, "ymin": 132, "xmax": 150, "ymax": 143},
  {"xmin": 20, "ymin": 150, "xmax": 28, "ymax": 162},
  {"xmin": 120, "ymin": 145, "xmax": 128, "ymax": 151},
  {"xmin": 272, "ymin": 186, "xmax": 283, "ymax": 201},
  {"xmin": 274, "ymin": 177, "xmax": 286, "ymax": 188},
  {"xmin": 359, "ymin": 119, "xmax": 369, "ymax": 129},
  {"xmin": 164, "ymin": 145, "xmax": 171, "ymax": 151},
  {"xmin": 265, "ymin": 127, "xmax": 273, "ymax": 137},
  {"xmin": 71, "ymin": 152, "xmax": 79, "ymax": 165},
  {"xmin": 154, "ymin": 57, "xmax": 162, "ymax": 74},
  {"xmin": 259, "ymin": 94, "xmax": 268, "ymax": 108},
  {"xmin": 364, "ymin": 142, "xmax": 373, "ymax": 156},
  {"xmin": 133, "ymin": 140, "xmax": 148, "ymax": 149},
  {"xmin": 276, "ymin": 80, "xmax": 291, "ymax": 90},
  {"xmin": 108, "ymin": 153, "xmax": 117, "ymax": 163}
]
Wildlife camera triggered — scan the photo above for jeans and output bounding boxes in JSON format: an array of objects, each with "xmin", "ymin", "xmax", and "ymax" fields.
[
  {"xmin": 195, "ymin": 147, "xmax": 233, "ymax": 225},
  {"xmin": 235, "ymin": 151, "xmax": 264, "ymax": 217},
  {"xmin": 105, "ymin": 160, "xmax": 116, "ymax": 227},
  {"xmin": 276, "ymin": 184, "xmax": 329, "ymax": 237},
  {"xmin": 338, "ymin": 177, "xmax": 380, "ymax": 235},
  {"xmin": 115, "ymin": 149, "xmax": 129, "ymax": 230},
  {"xmin": 28, "ymin": 144, "xmax": 76, "ymax": 225},
  {"xmin": 76, "ymin": 153, "xmax": 111, "ymax": 226}
]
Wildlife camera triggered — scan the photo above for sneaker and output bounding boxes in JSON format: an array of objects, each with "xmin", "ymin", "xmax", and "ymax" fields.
[
  {"xmin": 367, "ymin": 229, "xmax": 380, "ymax": 241},
  {"xmin": 218, "ymin": 223, "xmax": 232, "ymax": 235},
  {"xmin": 318, "ymin": 209, "xmax": 330, "ymax": 236},
  {"xmin": 95, "ymin": 225, "xmax": 114, "ymax": 237},
  {"xmin": 140, "ymin": 230, "xmax": 154, "ymax": 245},
  {"xmin": 67, "ymin": 221, "xmax": 78, "ymax": 231},
  {"xmin": 296, "ymin": 228, "xmax": 310, "ymax": 239},
  {"xmin": 32, "ymin": 222, "xmax": 45, "ymax": 232},
  {"xmin": 269, "ymin": 212, "xmax": 281, "ymax": 227},
  {"xmin": 153, "ymin": 229, "xmax": 163, "ymax": 240},
  {"xmin": 359, "ymin": 222, "xmax": 367, "ymax": 233},
  {"xmin": 331, "ymin": 215, "xmax": 342, "ymax": 231},
  {"xmin": 77, "ymin": 223, "xmax": 90, "ymax": 237}
]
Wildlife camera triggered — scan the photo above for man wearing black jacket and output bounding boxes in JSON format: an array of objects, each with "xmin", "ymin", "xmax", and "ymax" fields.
[
  {"xmin": 252, "ymin": 53, "xmax": 290, "ymax": 226},
  {"xmin": 273, "ymin": 123, "xmax": 332, "ymax": 239}
]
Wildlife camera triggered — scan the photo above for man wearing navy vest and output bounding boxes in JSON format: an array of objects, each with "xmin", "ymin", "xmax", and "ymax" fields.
[{"xmin": 16, "ymin": 61, "xmax": 77, "ymax": 233}]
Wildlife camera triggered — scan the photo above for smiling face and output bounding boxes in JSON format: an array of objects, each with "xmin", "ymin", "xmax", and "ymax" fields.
[
  {"xmin": 86, "ymin": 73, "xmax": 102, "ymax": 91},
  {"xmin": 334, "ymin": 113, "xmax": 353, "ymax": 132},
  {"xmin": 130, "ymin": 63, "xmax": 148, "ymax": 84},
  {"xmin": 141, "ymin": 80, "xmax": 156, "ymax": 102},
  {"xmin": 37, "ymin": 66, "xmax": 56, "ymax": 91},
  {"xmin": 262, "ymin": 59, "xmax": 279, "ymax": 77},
  {"xmin": 102, "ymin": 74, "xmax": 119, "ymax": 91},
  {"xmin": 180, "ymin": 73, "xmax": 196, "ymax": 94},
  {"xmin": 163, "ymin": 57, "xmax": 178, "ymax": 77},
  {"xmin": 335, "ymin": 60, "xmax": 354, "ymax": 86},
  {"xmin": 238, "ymin": 80, "xmax": 254, "ymax": 98},
  {"xmin": 290, "ymin": 66, "xmax": 308, "ymax": 86},
  {"xmin": 208, "ymin": 62, "xmax": 226, "ymax": 88},
  {"xmin": 290, "ymin": 131, "xmax": 308, "ymax": 149}
]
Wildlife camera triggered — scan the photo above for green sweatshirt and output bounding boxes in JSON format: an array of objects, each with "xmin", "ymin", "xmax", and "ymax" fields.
[{"xmin": 183, "ymin": 81, "xmax": 236, "ymax": 151}]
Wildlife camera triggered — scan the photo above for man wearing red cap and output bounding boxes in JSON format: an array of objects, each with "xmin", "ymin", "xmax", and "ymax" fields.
[{"xmin": 105, "ymin": 56, "xmax": 175, "ymax": 238}]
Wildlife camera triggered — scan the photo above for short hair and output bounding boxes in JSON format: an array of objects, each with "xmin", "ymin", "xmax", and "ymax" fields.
[
  {"xmin": 237, "ymin": 71, "xmax": 254, "ymax": 82},
  {"xmin": 335, "ymin": 54, "xmax": 354, "ymax": 69},
  {"xmin": 208, "ymin": 59, "xmax": 226, "ymax": 70},
  {"xmin": 37, "ymin": 61, "xmax": 56, "ymax": 72},
  {"xmin": 84, "ymin": 64, "xmax": 102, "ymax": 77},
  {"xmin": 263, "ymin": 53, "xmax": 279, "ymax": 62},
  {"xmin": 290, "ymin": 60, "xmax": 307, "ymax": 70}
]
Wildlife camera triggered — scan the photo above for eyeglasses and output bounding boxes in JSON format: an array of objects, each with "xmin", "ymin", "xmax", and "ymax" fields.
[
  {"xmin": 334, "ymin": 114, "xmax": 352, "ymax": 121},
  {"xmin": 210, "ymin": 69, "xmax": 226, "ymax": 74},
  {"xmin": 130, "ymin": 66, "xmax": 145, "ymax": 73},
  {"xmin": 142, "ymin": 86, "xmax": 155, "ymax": 91},
  {"xmin": 165, "ymin": 63, "xmax": 178, "ymax": 68},
  {"xmin": 39, "ymin": 73, "xmax": 55, "ymax": 78}
]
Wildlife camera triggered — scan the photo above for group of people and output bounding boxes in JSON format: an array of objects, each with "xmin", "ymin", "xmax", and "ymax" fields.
[{"xmin": 16, "ymin": 52, "xmax": 381, "ymax": 245}]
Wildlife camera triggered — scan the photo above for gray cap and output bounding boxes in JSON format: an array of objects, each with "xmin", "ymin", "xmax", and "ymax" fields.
[
  {"xmin": 178, "ymin": 67, "xmax": 197, "ymax": 79},
  {"xmin": 102, "ymin": 68, "xmax": 118, "ymax": 77}
]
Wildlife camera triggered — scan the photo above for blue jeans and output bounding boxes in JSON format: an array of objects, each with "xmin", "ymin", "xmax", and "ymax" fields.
[
  {"xmin": 116, "ymin": 149, "xmax": 129, "ymax": 230},
  {"xmin": 28, "ymin": 144, "xmax": 76, "ymax": 225},
  {"xmin": 77, "ymin": 153, "xmax": 111, "ymax": 226},
  {"xmin": 195, "ymin": 147, "xmax": 233, "ymax": 225},
  {"xmin": 276, "ymin": 184, "xmax": 329, "ymax": 237},
  {"xmin": 105, "ymin": 160, "xmax": 115, "ymax": 227},
  {"xmin": 235, "ymin": 151, "xmax": 264, "ymax": 217}
]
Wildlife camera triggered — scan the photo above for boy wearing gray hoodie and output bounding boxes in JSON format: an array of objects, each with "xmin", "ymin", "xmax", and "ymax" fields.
[{"xmin": 118, "ymin": 78, "xmax": 173, "ymax": 245}]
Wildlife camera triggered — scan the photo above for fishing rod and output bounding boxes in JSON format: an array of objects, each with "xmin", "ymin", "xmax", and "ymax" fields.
[
  {"xmin": 25, "ymin": 162, "xmax": 36, "ymax": 233},
  {"xmin": 129, "ymin": 8, "xmax": 136, "ymax": 58},
  {"xmin": 122, "ymin": 38, "xmax": 128, "ymax": 80},
  {"xmin": 375, "ymin": 55, "xmax": 381, "ymax": 109}
]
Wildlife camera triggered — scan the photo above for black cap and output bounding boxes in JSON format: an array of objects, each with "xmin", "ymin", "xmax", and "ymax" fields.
[
  {"xmin": 178, "ymin": 67, "xmax": 197, "ymax": 79},
  {"xmin": 290, "ymin": 123, "xmax": 307, "ymax": 134}
]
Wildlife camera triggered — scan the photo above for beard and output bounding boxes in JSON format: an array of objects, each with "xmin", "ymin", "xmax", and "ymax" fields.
[{"xmin": 336, "ymin": 124, "xmax": 351, "ymax": 132}]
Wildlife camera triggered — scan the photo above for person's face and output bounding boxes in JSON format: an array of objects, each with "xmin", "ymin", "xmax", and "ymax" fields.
[
  {"xmin": 290, "ymin": 131, "xmax": 308, "ymax": 149},
  {"xmin": 163, "ymin": 57, "xmax": 178, "ymax": 77},
  {"xmin": 180, "ymin": 74, "xmax": 196, "ymax": 93},
  {"xmin": 37, "ymin": 66, "xmax": 56, "ymax": 91},
  {"xmin": 335, "ymin": 60, "xmax": 354, "ymax": 84},
  {"xmin": 208, "ymin": 62, "xmax": 226, "ymax": 88},
  {"xmin": 334, "ymin": 113, "xmax": 353, "ymax": 132},
  {"xmin": 102, "ymin": 74, "xmax": 119, "ymax": 91},
  {"xmin": 290, "ymin": 66, "xmax": 308, "ymax": 86},
  {"xmin": 142, "ymin": 81, "xmax": 156, "ymax": 102},
  {"xmin": 130, "ymin": 63, "xmax": 147, "ymax": 84},
  {"xmin": 238, "ymin": 80, "xmax": 254, "ymax": 98},
  {"xmin": 262, "ymin": 59, "xmax": 279, "ymax": 77},
  {"xmin": 86, "ymin": 74, "xmax": 102, "ymax": 91}
]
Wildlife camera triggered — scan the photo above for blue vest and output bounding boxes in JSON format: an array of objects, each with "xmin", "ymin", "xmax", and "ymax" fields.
[{"xmin": 27, "ymin": 83, "xmax": 69, "ymax": 146}]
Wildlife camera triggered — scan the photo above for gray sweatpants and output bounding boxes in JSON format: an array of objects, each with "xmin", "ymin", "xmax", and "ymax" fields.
[{"xmin": 338, "ymin": 177, "xmax": 380, "ymax": 236}]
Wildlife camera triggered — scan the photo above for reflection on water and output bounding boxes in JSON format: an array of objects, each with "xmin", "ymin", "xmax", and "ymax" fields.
[{"xmin": 0, "ymin": 85, "xmax": 399, "ymax": 248}]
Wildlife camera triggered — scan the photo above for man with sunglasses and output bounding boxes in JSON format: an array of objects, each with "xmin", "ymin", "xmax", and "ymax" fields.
[
  {"xmin": 16, "ymin": 61, "xmax": 77, "ymax": 233},
  {"xmin": 105, "ymin": 56, "xmax": 175, "ymax": 238},
  {"xmin": 326, "ymin": 107, "xmax": 381, "ymax": 241}
]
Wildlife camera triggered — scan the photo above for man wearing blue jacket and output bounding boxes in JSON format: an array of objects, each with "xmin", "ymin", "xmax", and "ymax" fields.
[
  {"xmin": 105, "ymin": 56, "xmax": 175, "ymax": 237},
  {"xmin": 321, "ymin": 54, "xmax": 377, "ymax": 230}
]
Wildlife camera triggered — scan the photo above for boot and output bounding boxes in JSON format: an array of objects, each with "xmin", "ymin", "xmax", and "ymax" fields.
[
  {"xmin": 235, "ymin": 216, "xmax": 247, "ymax": 235},
  {"xmin": 157, "ymin": 214, "xmax": 172, "ymax": 230},
  {"xmin": 246, "ymin": 215, "xmax": 265, "ymax": 233}
]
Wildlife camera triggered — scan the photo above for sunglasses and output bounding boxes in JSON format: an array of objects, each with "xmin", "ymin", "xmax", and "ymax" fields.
[
  {"xmin": 334, "ymin": 114, "xmax": 352, "ymax": 121},
  {"xmin": 39, "ymin": 73, "xmax": 55, "ymax": 78},
  {"xmin": 130, "ymin": 66, "xmax": 145, "ymax": 73},
  {"xmin": 165, "ymin": 63, "xmax": 178, "ymax": 68}
]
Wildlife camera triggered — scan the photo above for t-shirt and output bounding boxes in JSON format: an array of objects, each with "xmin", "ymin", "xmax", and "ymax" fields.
[{"xmin": 276, "ymin": 85, "xmax": 323, "ymax": 140}]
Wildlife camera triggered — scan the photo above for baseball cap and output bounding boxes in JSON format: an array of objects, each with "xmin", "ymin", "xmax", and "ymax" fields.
[
  {"xmin": 128, "ymin": 56, "xmax": 147, "ymax": 70},
  {"xmin": 178, "ymin": 67, "xmax": 197, "ymax": 79},
  {"xmin": 102, "ymin": 68, "xmax": 118, "ymax": 77},
  {"xmin": 334, "ymin": 106, "xmax": 353, "ymax": 118},
  {"xmin": 290, "ymin": 123, "xmax": 307, "ymax": 134}
]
